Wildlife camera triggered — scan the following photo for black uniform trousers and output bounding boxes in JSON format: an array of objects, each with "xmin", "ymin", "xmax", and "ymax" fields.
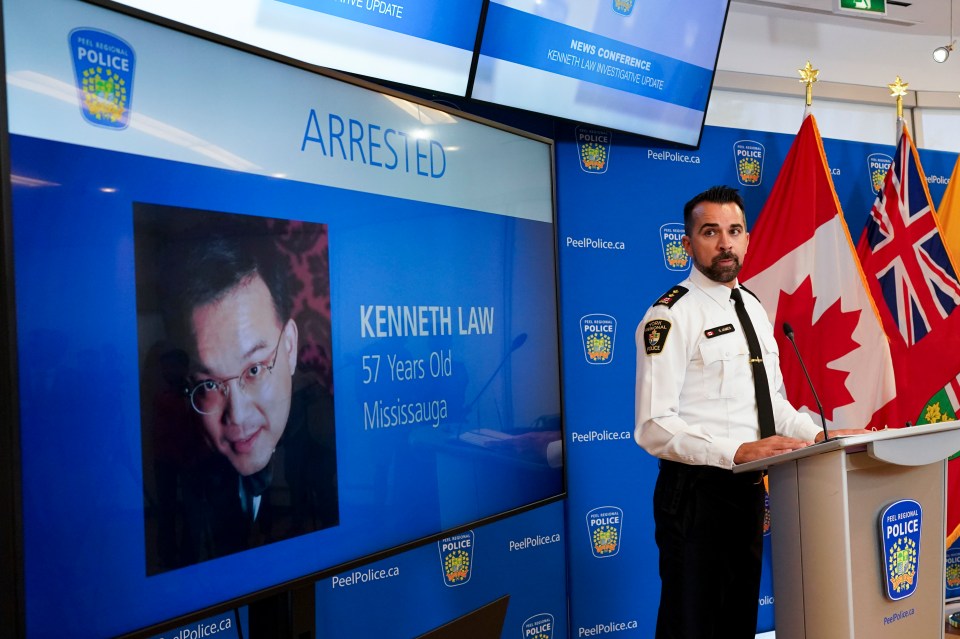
[{"xmin": 653, "ymin": 459, "xmax": 766, "ymax": 639}]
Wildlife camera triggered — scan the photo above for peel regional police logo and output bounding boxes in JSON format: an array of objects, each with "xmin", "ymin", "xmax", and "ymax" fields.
[
  {"xmin": 879, "ymin": 499, "xmax": 922, "ymax": 601},
  {"xmin": 660, "ymin": 223, "xmax": 690, "ymax": 271},
  {"xmin": 586, "ymin": 506, "xmax": 623, "ymax": 558},
  {"xmin": 69, "ymin": 28, "xmax": 135, "ymax": 129},
  {"xmin": 612, "ymin": 0, "xmax": 635, "ymax": 16},
  {"xmin": 867, "ymin": 153, "xmax": 893, "ymax": 195},
  {"xmin": 576, "ymin": 125, "xmax": 611, "ymax": 174},
  {"xmin": 946, "ymin": 546, "xmax": 960, "ymax": 592},
  {"xmin": 522, "ymin": 613, "xmax": 554, "ymax": 639},
  {"xmin": 580, "ymin": 314, "xmax": 616, "ymax": 364},
  {"xmin": 733, "ymin": 140, "xmax": 764, "ymax": 186},
  {"xmin": 438, "ymin": 531, "xmax": 474, "ymax": 587}
]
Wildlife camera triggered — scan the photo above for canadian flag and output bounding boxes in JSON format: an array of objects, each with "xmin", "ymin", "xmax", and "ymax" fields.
[{"xmin": 738, "ymin": 114, "xmax": 896, "ymax": 430}]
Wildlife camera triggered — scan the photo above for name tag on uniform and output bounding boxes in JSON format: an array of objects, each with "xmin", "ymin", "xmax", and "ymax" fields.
[{"xmin": 704, "ymin": 324, "xmax": 734, "ymax": 339}]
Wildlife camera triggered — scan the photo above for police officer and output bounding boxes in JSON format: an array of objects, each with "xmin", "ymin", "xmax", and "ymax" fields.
[{"xmin": 635, "ymin": 185, "xmax": 839, "ymax": 638}]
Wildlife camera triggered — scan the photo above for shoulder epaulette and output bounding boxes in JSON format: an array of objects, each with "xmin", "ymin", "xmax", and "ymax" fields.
[
  {"xmin": 738, "ymin": 284, "xmax": 761, "ymax": 303},
  {"xmin": 653, "ymin": 285, "xmax": 688, "ymax": 308}
]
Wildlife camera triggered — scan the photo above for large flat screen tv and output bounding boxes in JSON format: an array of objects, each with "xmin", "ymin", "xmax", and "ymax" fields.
[
  {"xmin": 469, "ymin": 0, "xmax": 732, "ymax": 147},
  {"xmin": 0, "ymin": 0, "xmax": 563, "ymax": 636},
  {"xmin": 93, "ymin": 0, "xmax": 485, "ymax": 96}
]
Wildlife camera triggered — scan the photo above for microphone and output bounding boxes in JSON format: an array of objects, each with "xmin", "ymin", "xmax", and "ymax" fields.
[{"xmin": 782, "ymin": 323, "xmax": 829, "ymax": 443}]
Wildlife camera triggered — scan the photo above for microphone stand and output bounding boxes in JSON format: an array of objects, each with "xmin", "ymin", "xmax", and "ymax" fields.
[{"xmin": 782, "ymin": 322, "xmax": 829, "ymax": 443}]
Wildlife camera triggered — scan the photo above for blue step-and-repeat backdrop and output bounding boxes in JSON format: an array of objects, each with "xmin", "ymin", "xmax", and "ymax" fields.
[{"xmin": 555, "ymin": 120, "xmax": 957, "ymax": 637}]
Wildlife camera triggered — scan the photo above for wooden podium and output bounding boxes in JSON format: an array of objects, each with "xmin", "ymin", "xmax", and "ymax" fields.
[{"xmin": 735, "ymin": 421, "xmax": 960, "ymax": 639}]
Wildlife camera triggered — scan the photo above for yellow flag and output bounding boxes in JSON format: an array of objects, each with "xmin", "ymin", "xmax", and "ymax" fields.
[
  {"xmin": 940, "ymin": 155, "xmax": 960, "ymax": 258},
  {"xmin": 938, "ymin": 155, "xmax": 960, "ymax": 557}
]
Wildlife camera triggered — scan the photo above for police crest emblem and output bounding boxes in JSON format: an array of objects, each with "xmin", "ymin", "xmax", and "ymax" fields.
[
  {"xmin": 612, "ymin": 0, "xmax": 635, "ymax": 15},
  {"xmin": 879, "ymin": 499, "xmax": 922, "ymax": 600},
  {"xmin": 644, "ymin": 319, "xmax": 671, "ymax": 355},
  {"xmin": 586, "ymin": 506, "xmax": 623, "ymax": 558},
  {"xmin": 576, "ymin": 125, "xmax": 612, "ymax": 174},
  {"xmin": 69, "ymin": 28, "xmax": 135, "ymax": 129},
  {"xmin": 438, "ymin": 531, "xmax": 474, "ymax": 587},
  {"xmin": 581, "ymin": 314, "xmax": 616, "ymax": 364},
  {"xmin": 660, "ymin": 223, "xmax": 690, "ymax": 272},
  {"xmin": 522, "ymin": 613, "xmax": 555, "ymax": 639},
  {"xmin": 733, "ymin": 140, "xmax": 764, "ymax": 186},
  {"xmin": 946, "ymin": 546, "xmax": 960, "ymax": 593},
  {"xmin": 868, "ymin": 153, "xmax": 893, "ymax": 195}
]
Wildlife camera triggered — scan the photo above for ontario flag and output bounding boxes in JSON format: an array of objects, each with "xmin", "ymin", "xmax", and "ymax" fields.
[
  {"xmin": 739, "ymin": 114, "xmax": 896, "ymax": 430},
  {"xmin": 855, "ymin": 126, "xmax": 960, "ymax": 427}
]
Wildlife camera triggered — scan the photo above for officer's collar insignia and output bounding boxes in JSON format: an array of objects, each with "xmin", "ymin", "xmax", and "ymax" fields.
[{"xmin": 653, "ymin": 285, "xmax": 688, "ymax": 308}]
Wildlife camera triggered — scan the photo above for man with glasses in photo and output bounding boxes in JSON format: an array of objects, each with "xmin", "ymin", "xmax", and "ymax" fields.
[{"xmin": 147, "ymin": 214, "xmax": 338, "ymax": 569}]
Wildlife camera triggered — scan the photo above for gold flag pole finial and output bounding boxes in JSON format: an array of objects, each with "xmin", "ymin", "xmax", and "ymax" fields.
[
  {"xmin": 798, "ymin": 61, "xmax": 819, "ymax": 107},
  {"xmin": 888, "ymin": 76, "xmax": 909, "ymax": 120}
]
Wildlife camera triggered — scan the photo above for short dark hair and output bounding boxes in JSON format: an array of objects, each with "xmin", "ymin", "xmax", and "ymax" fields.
[
  {"xmin": 683, "ymin": 185, "xmax": 745, "ymax": 236},
  {"xmin": 160, "ymin": 228, "xmax": 291, "ymax": 345}
]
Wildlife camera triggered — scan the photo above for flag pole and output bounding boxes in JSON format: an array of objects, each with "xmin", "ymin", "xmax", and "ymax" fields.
[
  {"xmin": 798, "ymin": 60, "xmax": 818, "ymax": 120},
  {"xmin": 887, "ymin": 75, "xmax": 908, "ymax": 140}
]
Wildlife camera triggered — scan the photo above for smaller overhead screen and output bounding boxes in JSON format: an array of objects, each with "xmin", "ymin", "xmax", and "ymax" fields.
[
  {"xmin": 104, "ymin": 0, "xmax": 485, "ymax": 96},
  {"xmin": 470, "ymin": 0, "xmax": 731, "ymax": 147}
]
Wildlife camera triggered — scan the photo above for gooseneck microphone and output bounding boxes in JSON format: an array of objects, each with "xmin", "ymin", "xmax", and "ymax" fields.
[{"xmin": 782, "ymin": 322, "xmax": 830, "ymax": 443}]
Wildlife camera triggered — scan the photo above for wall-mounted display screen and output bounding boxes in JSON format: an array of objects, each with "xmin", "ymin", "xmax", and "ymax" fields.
[
  {"xmin": 99, "ymin": 0, "xmax": 485, "ymax": 96},
  {"xmin": 470, "ymin": 0, "xmax": 731, "ymax": 147},
  {"xmin": 1, "ymin": 0, "xmax": 563, "ymax": 635}
]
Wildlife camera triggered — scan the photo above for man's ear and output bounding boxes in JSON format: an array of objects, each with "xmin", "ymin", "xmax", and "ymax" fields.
[
  {"xmin": 283, "ymin": 318, "xmax": 299, "ymax": 374},
  {"xmin": 681, "ymin": 235, "xmax": 692, "ymax": 257}
]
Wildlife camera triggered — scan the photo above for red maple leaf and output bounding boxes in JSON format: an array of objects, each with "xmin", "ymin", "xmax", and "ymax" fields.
[{"xmin": 773, "ymin": 277, "xmax": 861, "ymax": 421}]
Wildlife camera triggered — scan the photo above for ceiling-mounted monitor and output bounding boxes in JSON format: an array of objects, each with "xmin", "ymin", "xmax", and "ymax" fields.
[
  {"xmin": 469, "ymin": 0, "xmax": 732, "ymax": 147},
  {"xmin": 99, "ymin": 0, "xmax": 485, "ymax": 95}
]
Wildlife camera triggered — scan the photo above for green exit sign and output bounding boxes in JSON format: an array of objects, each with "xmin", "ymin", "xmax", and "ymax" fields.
[{"xmin": 838, "ymin": 0, "xmax": 886, "ymax": 15}]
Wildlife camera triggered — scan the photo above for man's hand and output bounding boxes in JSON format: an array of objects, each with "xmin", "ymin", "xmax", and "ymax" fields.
[
  {"xmin": 815, "ymin": 428, "xmax": 872, "ymax": 442},
  {"xmin": 733, "ymin": 436, "xmax": 811, "ymax": 464}
]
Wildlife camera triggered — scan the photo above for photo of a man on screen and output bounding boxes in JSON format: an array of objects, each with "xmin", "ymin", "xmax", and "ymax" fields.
[{"xmin": 135, "ymin": 205, "xmax": 338, "ymax": 574}]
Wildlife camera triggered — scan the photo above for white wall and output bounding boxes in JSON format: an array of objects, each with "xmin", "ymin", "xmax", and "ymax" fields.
[
  {"xmin": 706, "ymin": 89, "xmax": 899, "ymax": 144},
  {"xmin": 718, "ymin": 3, "xmax": 959, "ymax": 93},
  {"xmin": 915, "ymin": 108, "xmax": 960, "ymax": 152},
  {"xmin": 707, "ymin": 2, "xmax": 960, "ymax": 152},
  {"xmin": 704, "ymin": 81, "xmax": 960, "ymax": 153}
]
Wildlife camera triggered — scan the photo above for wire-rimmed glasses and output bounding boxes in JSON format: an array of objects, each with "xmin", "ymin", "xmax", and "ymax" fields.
[{"xmin": 187, "ymin": 331, "xmax": 284, "ymax": 415}]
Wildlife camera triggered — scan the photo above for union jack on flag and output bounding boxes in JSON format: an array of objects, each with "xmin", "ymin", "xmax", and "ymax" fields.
[
  {"xmin": 857, "ymin": 126, "xmax": 960, "ymax": 428},
  {"xmin": 859, "ymin": 131, "xmax": 960, "ymax": 348}
]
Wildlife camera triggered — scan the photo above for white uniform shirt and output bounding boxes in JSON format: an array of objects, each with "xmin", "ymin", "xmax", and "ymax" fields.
[{"xmin": 634, "ymin": 267, "xmax": 820, "ymax": 469}]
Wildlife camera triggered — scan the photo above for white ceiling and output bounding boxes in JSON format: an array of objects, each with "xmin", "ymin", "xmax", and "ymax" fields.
[{"xmin": 718, "ymin": 0, "xmax": 960, "ymax": 94}]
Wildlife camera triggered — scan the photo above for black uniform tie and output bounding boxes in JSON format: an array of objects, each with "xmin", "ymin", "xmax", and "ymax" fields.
[{"xmin": 730, "ymin": 287, "xmax": 776, "ymax": 439}]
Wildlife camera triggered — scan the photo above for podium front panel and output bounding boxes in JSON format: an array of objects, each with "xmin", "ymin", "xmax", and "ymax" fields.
[
  {"xmin": 769, "ymin": 447, "xmax": 947, "ymax": 639},
  {"xmin": 847, "ymin": 452, "xmax": 945, "ymax": 637}
]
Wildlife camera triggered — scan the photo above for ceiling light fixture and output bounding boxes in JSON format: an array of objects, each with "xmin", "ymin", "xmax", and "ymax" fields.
[
  {"xmin": 935, "ymin": 0, "xmax": 956, "ymax": 62},
  {"xmin": 934, "ymin": 42, "xmax": 954, "ymax": 62}
]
